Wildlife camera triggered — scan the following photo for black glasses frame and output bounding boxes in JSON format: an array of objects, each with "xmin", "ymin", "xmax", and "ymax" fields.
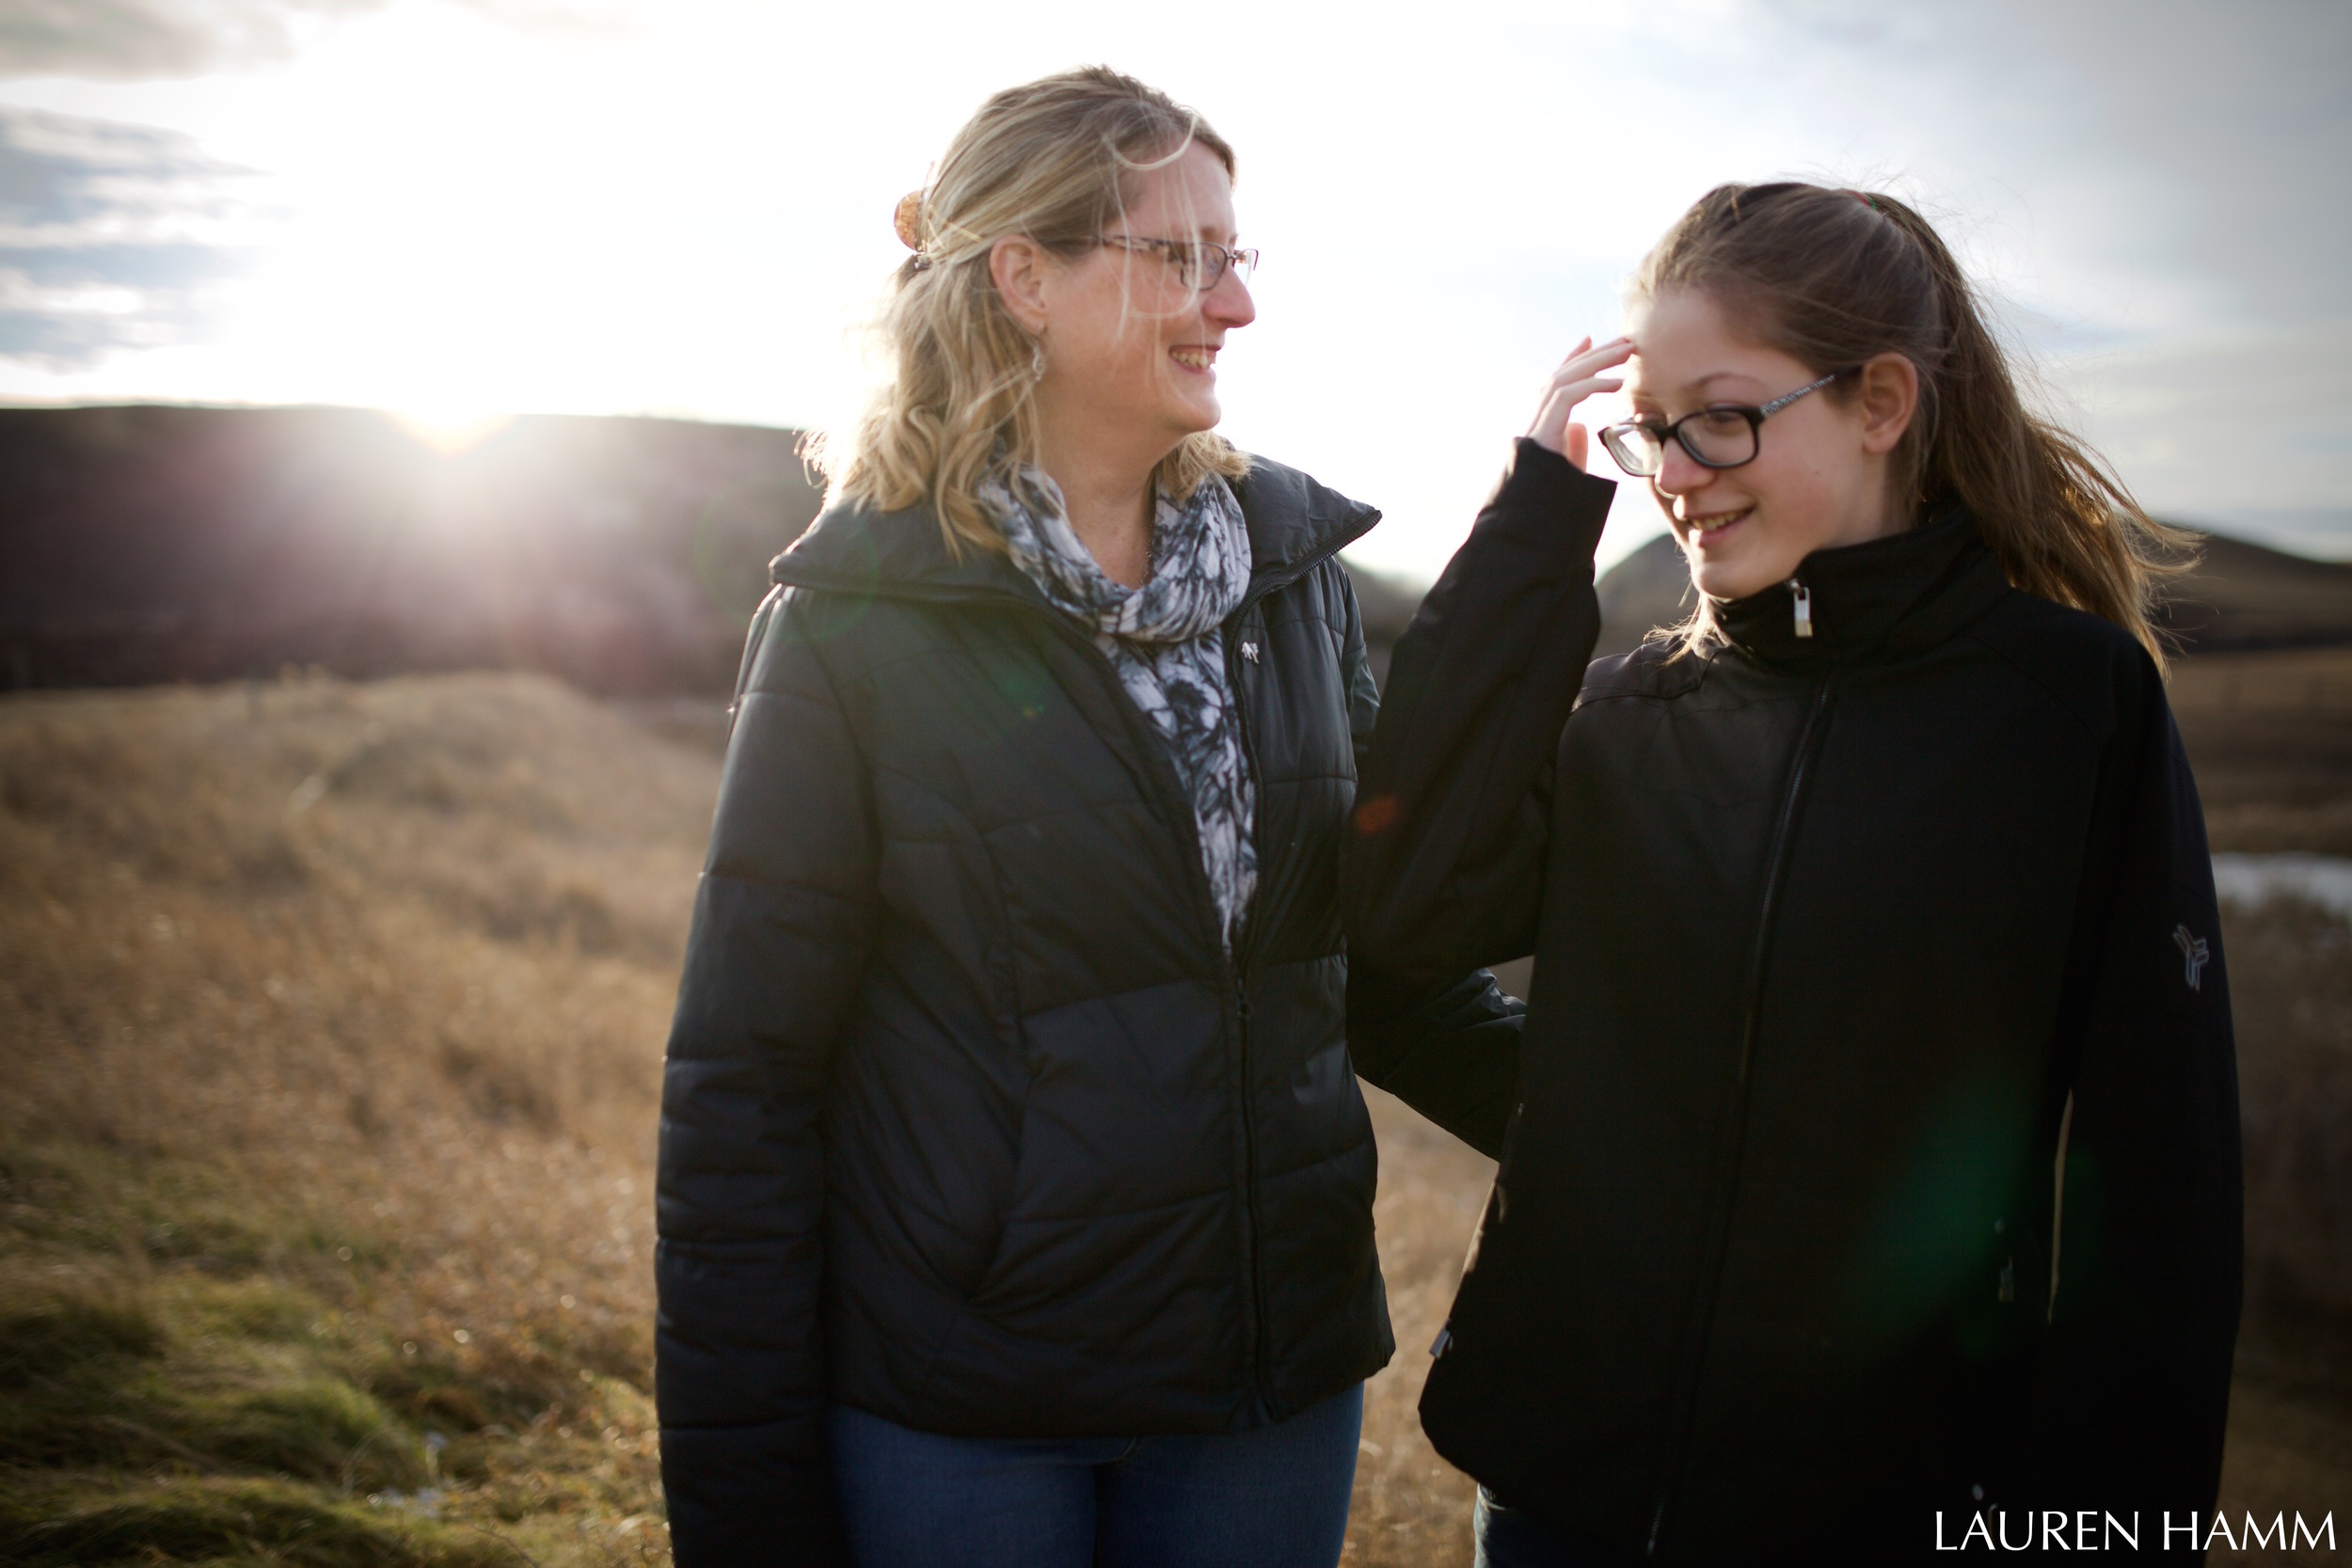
[
  {"xmin": 1096, "ymin": 234, "xmax": 1259, "ymax": 292},
  {"xmin": 1599, "ymin": 369, "xmax": 1844, "ymax": 477}
]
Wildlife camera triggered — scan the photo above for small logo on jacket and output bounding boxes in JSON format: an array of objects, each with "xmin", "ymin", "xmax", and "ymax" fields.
[
  {"xmin": 2173, "ymin": 924, "xmax": 2210, "ymax": 991},
  {"xmin": 1240, "ymin": 641, "xmax": 1261, "ymax": 664}
]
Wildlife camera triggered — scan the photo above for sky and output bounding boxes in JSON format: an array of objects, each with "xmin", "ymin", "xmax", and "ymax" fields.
[{"xmin": 0, "ymin": 0, "xmax": 2347, "ymax": 579}]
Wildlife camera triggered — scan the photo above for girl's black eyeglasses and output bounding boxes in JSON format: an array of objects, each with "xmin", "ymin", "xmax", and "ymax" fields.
[
  {"xmin": 1598, "ymin": 370, "xmax": 1843, "ymax": 477},
  {"xmin": 1097, "ymin": 234, "xmax": 1259, "ymax": 293}
]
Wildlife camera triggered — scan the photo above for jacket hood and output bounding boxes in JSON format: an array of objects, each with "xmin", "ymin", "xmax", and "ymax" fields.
[
  {"xmin": 1711, "ymin": 505, "xmax": 2010, "ymax": 671},
  {"xmin": 769, "ymin": 455, "xmax": 1381, "ymax": 607}
]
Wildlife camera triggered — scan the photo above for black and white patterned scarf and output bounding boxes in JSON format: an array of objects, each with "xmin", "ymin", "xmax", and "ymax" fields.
[{"xmin": 985, "ymin": 468, "xmax": 1258, "ymax": 949}]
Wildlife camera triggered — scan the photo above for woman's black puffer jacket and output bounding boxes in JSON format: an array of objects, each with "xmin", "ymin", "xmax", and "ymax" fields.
[
  {"xmin": 1345, "ymin": 442, "xmax": 2242, "ymax": 1561},
  {"xmin": 655, "ymin": 457, "xmax": 1518, "ymax": 1565}
]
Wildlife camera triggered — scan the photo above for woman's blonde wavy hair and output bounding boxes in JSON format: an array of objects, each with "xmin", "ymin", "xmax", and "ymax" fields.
[{"xmin": 826, "ymin": 67, "xmax": 1250, "ymax": 557}]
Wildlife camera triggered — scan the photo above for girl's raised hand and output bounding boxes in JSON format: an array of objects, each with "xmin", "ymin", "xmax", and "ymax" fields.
[{"xmin": 1526, "ymin": 336, "xmax": 1633, "ymax": 470}]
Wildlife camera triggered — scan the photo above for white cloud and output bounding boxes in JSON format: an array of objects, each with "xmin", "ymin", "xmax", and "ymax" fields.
[
  {"xmin": 2048, "ymin": 320, "xmax": 2352, "ymax": 515},
  {"xmin": 0, "ymin": 0, "xmax": 389, "ymax": 80},
  {"xmin": 0, "ymin": 106, "xmax": 268, "ymax": 365},
  {"xmin": 0, "ymin": 0, "xmax": 633, "ymax": 81}
]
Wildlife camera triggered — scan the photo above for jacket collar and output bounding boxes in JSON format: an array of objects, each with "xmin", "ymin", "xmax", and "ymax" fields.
[
  {"xmin": 1711, "ymin": 505, "xmax": 2011, "ymax": 672},
  {"xmin": 769, "ymin": 454, "xmax": 1381, "ymax": 610}
]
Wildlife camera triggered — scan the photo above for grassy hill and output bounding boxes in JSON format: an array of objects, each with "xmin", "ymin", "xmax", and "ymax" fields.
[
  {"xmin": 0, "ymin": 405, "xmax": 823, "ymax": 696},
  {"xmin": 3, "ymin": 671, "xmax": 2347, "ymax": 1564},
  {"xmin": 1, "ymin": 673, "xmax": 710, "ymax": 1565},
  {"xmin": 2162, "ymin": 534, "xmax": 2352, "ymax": 652},
  {"xmin": 12, "ymin": 402, "xmax": 2341, "ymax": 699},
  {"xmin": 1580, "ymin": 527, "xmax": 2352, "ymax": 658}
]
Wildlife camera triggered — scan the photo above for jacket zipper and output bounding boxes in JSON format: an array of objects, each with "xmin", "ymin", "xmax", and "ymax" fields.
[
  {"xmin": 1224, "ymin": 610, "xmax": 1276, "ymax": 1412},
  {"xmin": 1044, "ymin": 580, "xmax": 1316, "ymax": 1418},
  {"xmin": 1208, "ymin": 532, "xmax": 1368, "ymax": 1416},
  {"xmin": 1646, "ymin": 673, "xmax": 1836, "ymax": 1558},
  {"xmin": 1043, "ymin": 611, "xmax": 1273, "ymax": 1409},
  {"xmin": 1059, "ymin": 562, "xmax": 1343, "ymax": 1420}
]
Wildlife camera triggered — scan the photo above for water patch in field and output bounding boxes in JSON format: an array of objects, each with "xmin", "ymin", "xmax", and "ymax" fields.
[{"xmin": 2212, "ymin": 852, "xmax": 2352, "ymax": 922}]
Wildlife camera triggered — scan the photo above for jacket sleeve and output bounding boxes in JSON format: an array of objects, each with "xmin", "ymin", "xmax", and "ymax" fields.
[
  {"xmin": 656, "ymin": 587, "xmax": 879, "ymax": 1568},
  {"xmin": 2026, "ymin": 653, "xmax": 2243, "ymax": 1525},
  {"xmin": 1342, "ymin": 438, "xmax": 1615, "ymax": 978},
  {"xmin": 1333, "ymin": 555, "xmax": 1534, "ymax": 1160}
]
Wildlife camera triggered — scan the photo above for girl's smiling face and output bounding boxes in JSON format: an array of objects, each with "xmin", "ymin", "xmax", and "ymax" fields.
[{"xmin": 1624, "ymin": 286, "xmax": 1918, "ymax": 602}]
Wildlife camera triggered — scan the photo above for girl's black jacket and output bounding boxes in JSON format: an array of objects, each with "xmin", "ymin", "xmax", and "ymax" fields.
[
  {"xmin": 1343, "ymin": 441, "xmax": 2242, "ymax": 1561},
  {"xmin": 655, "ymin": 457, "xmax": 1516, "ymax": 1566}
]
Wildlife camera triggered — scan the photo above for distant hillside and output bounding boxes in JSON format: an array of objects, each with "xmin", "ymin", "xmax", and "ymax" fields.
[
  {"xmin": 0, "ymin": 404, "xmax": 1449, "ymax": 698},
  {"xmin": 1594, "ymin": 535, "xmax": 1692, "ymax": 656},
  {"xmin": 6, "ymin": 404, "xmax": 2343, "ymax": 694},
  {"xmin": 0, "ymin": 404, "xmax": 824, "ymax": 695},
  {"xmin": 1338, "ymin": 563, "xmax": 1429, "ymax": 686},
  {"xmin": 2157, "ymin": 532, "xmax": 2352, "ymax": 652},
  {"xmin": 1343, "ymin": 536, "xmax": 1694, "ymax": 660},
  {"xmin": 1584, "ymin": 527, "xmax": 2352, "ymax": 658}
]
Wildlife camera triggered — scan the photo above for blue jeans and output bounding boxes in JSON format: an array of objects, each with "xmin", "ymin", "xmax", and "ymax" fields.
[
  {"xmin": 828, "ymin": 1384, "xmax": 1363, "ymax": 1568},
  {"xmin": 1474, "ymin": 1488, "xmax": 1643, "ymax": 1568}
]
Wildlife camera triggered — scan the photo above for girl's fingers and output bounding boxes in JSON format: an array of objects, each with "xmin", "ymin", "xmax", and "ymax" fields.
[
  {"xmin": 1528, "ymin": 336, "xmax": 1632, "ymax": 459},
  {"xmin": 1555, "ymin": 337, "xmax": 1634, "ymax": 383},
  {"xmin": 1536, "ymin": 374, "xmax": 1624, "ymax": 420},
  {"xmin": 1537, "ymin": 342, "xmax": 1634, "ymax": 404},
  {"xmin": 1529, "ymin": 376, "xmax": 1625, "ymax": 455}
]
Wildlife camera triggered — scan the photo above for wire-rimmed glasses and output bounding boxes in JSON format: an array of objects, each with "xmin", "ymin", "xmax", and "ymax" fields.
[
  {"xmin": 1097, "ymin": 234, "xmax": 1259, "ymax": 292},
  {"xmin": 1598, "ymin": 370, "xmax": 1843, "ymax": 477}
]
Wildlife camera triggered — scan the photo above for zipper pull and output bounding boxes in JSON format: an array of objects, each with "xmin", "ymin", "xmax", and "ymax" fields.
[{"xmin": 1789, "ymin": 578, "xmax": 1813, "ymax": 639}]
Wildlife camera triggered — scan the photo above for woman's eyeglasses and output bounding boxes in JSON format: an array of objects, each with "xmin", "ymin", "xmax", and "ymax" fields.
[
  {"xmin": 1097, "ymin": 234, "xmax": 1259, "ymax": 293},
  {"xmin": 1598, "ymin": 370, "xmax": 1843, "ymax": 477}
]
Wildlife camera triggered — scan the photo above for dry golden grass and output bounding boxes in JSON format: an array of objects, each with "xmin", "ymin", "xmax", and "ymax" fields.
[
  {"xmin": 1346, "ymin": 1090, "xmax": 1491, "ymax": 1568},
  {"xmin": 2233, "ymin": 896, "xmax": 2352, "ymax": 1367},
  {"xmin": 1, "ymin": 673, "xmax": 708, "ymax": 1565},
  {"xmin": 2172, "ymin": 646, "xmax": 2352, "ymax": 857},
  {"xmin": 1, "ymin": 664, "xmax": 2344, "ymax": 1565}
]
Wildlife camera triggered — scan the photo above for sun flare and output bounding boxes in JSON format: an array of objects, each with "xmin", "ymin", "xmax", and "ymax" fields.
[{"xmin": 390, "ymin": 405, "xmax": 516, "ymax": 456}]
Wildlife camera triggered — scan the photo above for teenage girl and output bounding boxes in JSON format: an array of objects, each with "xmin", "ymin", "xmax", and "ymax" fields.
[{"xmin": 1343, "ymin": 182, "xmax": 2241, "ymax": 1564}]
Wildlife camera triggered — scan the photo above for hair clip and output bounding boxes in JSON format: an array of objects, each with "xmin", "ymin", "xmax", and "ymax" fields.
[{"xmin": 894, "ymin": 191, "xmax": 934, "ymax": 272}]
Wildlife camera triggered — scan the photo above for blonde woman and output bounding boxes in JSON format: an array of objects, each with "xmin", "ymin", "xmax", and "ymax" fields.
[{"xmin": 654, "ymin": 68, "xmax": 1516, "ymax": 1568}]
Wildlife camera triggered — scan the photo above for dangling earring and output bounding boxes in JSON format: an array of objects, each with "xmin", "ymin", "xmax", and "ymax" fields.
[{"xmin": 1029, "ymin": 341, "xmax": 1047, "ymax": 382}]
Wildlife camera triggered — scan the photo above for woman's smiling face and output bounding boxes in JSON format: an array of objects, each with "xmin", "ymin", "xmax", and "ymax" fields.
[
  {"xmin": 1036, "ymin": 141, "xmax": 1254, "ymax": 451},
  {"xmin": 1624, "ymin": 286, "xmax": 1911, "ymax": 602}
]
